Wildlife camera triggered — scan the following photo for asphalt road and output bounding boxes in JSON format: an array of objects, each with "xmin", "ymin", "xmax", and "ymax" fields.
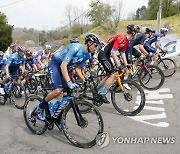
[{"xmin": 0, "ymin": 68, "xmax": 180, "ymax": 154}]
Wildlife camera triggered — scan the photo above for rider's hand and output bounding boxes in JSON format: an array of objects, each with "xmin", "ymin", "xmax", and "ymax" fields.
[
  {"xmin": 67, "ymin": 81, "xmax": 78, "ymax": 90},
  {"xmin": 161, "ymin": 50, "xmax": 168, "ymax": 57}
]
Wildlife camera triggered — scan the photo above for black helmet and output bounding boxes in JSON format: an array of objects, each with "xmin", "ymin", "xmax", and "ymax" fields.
[
  {"xmin": 145, "ymin": 27, "xmax": 154, "ymax": 33},
  {"xmin": 85, "ymin": 33, "xmax": 101, "ymax": 45},
  {"xmin": 0, "ymin": 51, "xmax": 4, "ymax": 57},
  {"xmin": 127, "ymin": 24, "xmax": 138, "ymax": 34},
  {"xmin": 70, "ymin": 38, "xmax": 79, "ymax": 43},
  {"xmin": 17, "ymin": 46, "xmax": 26, "ymax": 55}
]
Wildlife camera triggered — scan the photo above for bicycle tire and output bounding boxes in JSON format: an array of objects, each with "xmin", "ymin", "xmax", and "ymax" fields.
[
  {"xmin": 111, "ymin": 79, "xmax": 145, "ymax": 116},
  {"xmin": 138, "ymin": 65, "xmax": 165, "ymax": 90},
  {"xmin": 157, "ymin": 58, "xmax": 177, "ymax": 77},
  {"xmin": 62, "ymin": 100, "xmax": 104, "ymax": 148},
  {"xmin": 23, "ymin": 95, "xmax": 47, "ymax": 135},
  {"xmin": 26, "ymin": 78, "xmax": 38, "ymax": 94},
  {"xmin": 12, "ymin": 83, "xmax": 27, "ymax": 109}
]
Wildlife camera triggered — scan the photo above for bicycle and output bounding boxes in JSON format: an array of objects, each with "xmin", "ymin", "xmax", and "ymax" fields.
[
  {"xmin": 23, "ymin": 73, "xmax": 104, "ymax": 148},
  {"xmin": 130, "ymin": 58, "xmax": 165, "ymax": 90},
  {"xmin": 77, "ymin": 64, "xmax": 146, "ymax": 116},
  {"xmin": 0, "ymin": 76, "xmax": 27, "ymax": 109}
]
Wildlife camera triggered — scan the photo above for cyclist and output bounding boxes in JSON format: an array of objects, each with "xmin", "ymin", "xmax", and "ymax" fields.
[
  {"xmin": 1, "ymin": 46, "xmax": 26, "ymax": 91},
  {"xmin": 96, "ymin": 25, "xmax": 138, "ymax": 104},
  {"xmin": 0, "ymin": 51, "xmax": 7, "ymax": 71},
  {"xmin": 144, "ymin": 27, "xmax": 169, "ymax": 64},
  {"xmin": 37, "ymin": 33, "xmax": 101, "ymax": 121},
  {"xmin": 70, "ymin": 38, "xmax": 79, "ymax": 43},
  {"xmin": 33, "ymin": 45, "xmax": 52, "ymax": 71},
  {"xmin": 125, "ymin": 25, "xmax": 152, "ymax": 65},
  {"xmin": 25, "ymin": 50, "xmax": 37, "ymax": 72}
]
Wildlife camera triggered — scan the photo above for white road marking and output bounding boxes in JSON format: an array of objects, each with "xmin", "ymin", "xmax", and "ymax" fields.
[{"xmin": 128, "ymin": 88, "xmax": 173, "ymax": 128}]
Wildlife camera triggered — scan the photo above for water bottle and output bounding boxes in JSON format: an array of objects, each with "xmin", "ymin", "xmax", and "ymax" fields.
[
  {"xmin": 4, "ymin": 83, "xmax": 10, "ymax": 94},
  {"xmin": 48, "ymin": 102, "xmax": 55, "ymax": 115},
  {"xmin": 8, "ymin": 82, "xmax": 12, "ymax": 93}
]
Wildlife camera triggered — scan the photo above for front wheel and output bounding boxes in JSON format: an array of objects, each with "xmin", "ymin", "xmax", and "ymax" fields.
[
  {"xmin": 11, "ymin": 83, "xmax": 27, "ymax": 109},
  {"xmin": 157, "ymin": 58, "xmax": 177, "ymax": 77},
  {"xmin": 62, "ymin": 100, "xmax": 104, "ymax": 148},
  {"xmin": 111, "ymin": 79, "xmax": 145, "ymax": 116}
]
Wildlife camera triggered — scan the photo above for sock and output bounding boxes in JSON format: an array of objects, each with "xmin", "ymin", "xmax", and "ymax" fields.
[
  {"xmin": 39, "ymin": 97, "xmax": 48, "ymax": 109},
  {"xmin": 96, "ymin": 84, "xmax": 102, "ymax": 91},
  {"xmin": 99, "ymin": 85, "xmax": 109, "ymax": 95}
]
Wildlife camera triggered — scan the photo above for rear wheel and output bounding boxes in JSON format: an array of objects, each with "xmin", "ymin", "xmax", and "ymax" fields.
[
  {"xmin": 23, "ymin": 95, "xmax": 47, "ymax": 135},
  {"xmin": 138, "ymin": 65, "xmax": 165, "ymax": 90}
]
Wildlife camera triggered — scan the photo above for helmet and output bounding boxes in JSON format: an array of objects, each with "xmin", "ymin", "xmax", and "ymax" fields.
[
  {"xmin": 70, "ymin": 38, "xmax": 79, "ymax": 43},
  {"xmin": 26, "ymin": 50, "xmax": 33, "ymax": 57},
  {"xmin": 160, "ymin": 28, "xmax": 168, "ymax": 33},
  {"xmin": 134, "ymin": 25, "xmax": 140, "ymax": 32},
  {"xmin": 45, "ymin": 45, "xmax": 52, "ymax": 50},
  {"xmin": 17, "ymin": 46, "xmax": 26, "ymax": 54},
  {"xmin": 85, "ymin": 33, "xmax": 101, "ymax": 45},
  {"xmin": 0, "ymin": 51, "xmax": 4, "ymax": 57},
  {"xmin": 145, "ymin": 27, "xmax": 154, "ymax": 33}
]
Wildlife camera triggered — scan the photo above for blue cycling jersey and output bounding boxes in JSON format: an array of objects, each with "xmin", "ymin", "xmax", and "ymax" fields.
[
  {"xmin": 145, "ymin": 33, "xmax": 163, "ymax": 45},
  {"xmin": 6, "ymin": 53, "xmax": 26, "ymax": 67},
  {"xmin": 33, "ymin": 50, "xmax": 51, "ymax": 63},
  {"xmin": 52, "ymin": 43, "xmax": 91, "ymax": 67}
]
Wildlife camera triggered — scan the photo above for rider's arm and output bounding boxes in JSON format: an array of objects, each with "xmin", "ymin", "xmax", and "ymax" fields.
[
  {"xmin": 139, "ymin": 44, "xmax": 148, "ymax": 56},
  {"xmin": 37, "ymin": 55, "xmax": 42, "ymax": 65},
  {"xmin": 60, "ymin": 61, "xmax": 71, "ymax": 83},
  {"xmin": 155, "ymin": 41, "xmax": 164, "ymax": 51},
  {"xmin": 111, "ymin": 51, "xmax": 121, "ymax": 67},
  {"xmin": 120, "ymin": 52, "xmax": 128, "ymax": 66},
  {"xmin": 21, "ymin": 64, "xmax": 25, "ymax": 73},
  {"xmin": 75, "ymin": 66, "xmax": 85, "ymax": 80},
  {"xmin": 5, "ymin": 64, "xmax": 10, "ymax": 76}
]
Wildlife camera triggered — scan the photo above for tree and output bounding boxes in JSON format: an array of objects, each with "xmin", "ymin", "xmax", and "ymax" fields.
[
  {"xmin": 87, "ymin": 1, "xmax": 114, "ymax": 26},
  {"xmin": 0, "ymin": 12, "xmax": 13, "ymax": 51}
]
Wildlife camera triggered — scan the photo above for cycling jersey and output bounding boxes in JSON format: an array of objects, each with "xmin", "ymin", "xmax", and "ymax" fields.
[
  {"xmin": 25, "ymin": 58, "xmax": 34, "ymax": 71},
  {"xmin": 145, "ymin": 33, "xmax": 163, "ymax": 45},
  {"xmin": 106, "ymin": 34, "xmax": 130, "ymax": 53},
  {"xmin": 125, "ymin": 33, "xmax": 145, "ymax": 64},
  {"xmin": 98, "ymin": 34, "xmax": 130, "ymax": 74},
  {"xmin": 6, "ymin": 53, "xmax": 26, "ymax": 67},
  {"xmin": 144, "ymin": 33, "xmax": 163, "ymax": 53},
  {"xmin": 0, "ymin": 57, "xmax": 7, "ymax": 70},
  {"xmin": 49, "ymin": 43, "xmax": 91, "ymax": 89},
  {"xmin": 33, "ymin": 50, "xmax": 51, "ymax": 64},
  {"xmin": 52, "ymin": 43, "xmax": 91, "ymax": 67}
]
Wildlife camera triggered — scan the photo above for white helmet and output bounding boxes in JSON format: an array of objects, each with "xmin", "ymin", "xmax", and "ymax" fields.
[{"xmin": 45, "ymin": 45, "xmax": 52, "ymax": 50}]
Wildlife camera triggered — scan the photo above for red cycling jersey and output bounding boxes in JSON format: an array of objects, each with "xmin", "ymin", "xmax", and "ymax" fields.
[{"xmin": 107, "ymin": 34, "xmax": 130, "ymax": 52}]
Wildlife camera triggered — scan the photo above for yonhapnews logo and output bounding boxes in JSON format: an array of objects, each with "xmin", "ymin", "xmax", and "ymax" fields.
[{"xmin": 96, "ymin": 132, "xmax": 110, "ymax": 148}]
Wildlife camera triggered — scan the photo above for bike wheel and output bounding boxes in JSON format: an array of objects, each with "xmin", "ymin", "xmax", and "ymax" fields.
[
  {"xmin": 62, "ymin": 100, "xmax": 104, "ymax": 148},
  {"xmin": 26, "ymin": 78, "xmax": 37, "ymax": 94},
  {"xmin": 111, "ymin": 80, "xmax": 145, "ymax": 116},
  {"xmin": 11, "ymin": 83, "xmax": 27, "ymax": 109},
  {"xmin": 23, "ymin": 95, "xmax": 47, "ymax": 135},
  {"xmin": 0, "ymin": 94, "xmax": 6, "ymax": 105},
  {"xmin": 138, "ymin": 65, "xmax": 165, "ymax": 90},
  {"xmin": 157, "ymin": 58, "xmax": 177, "ymax": 77}
]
